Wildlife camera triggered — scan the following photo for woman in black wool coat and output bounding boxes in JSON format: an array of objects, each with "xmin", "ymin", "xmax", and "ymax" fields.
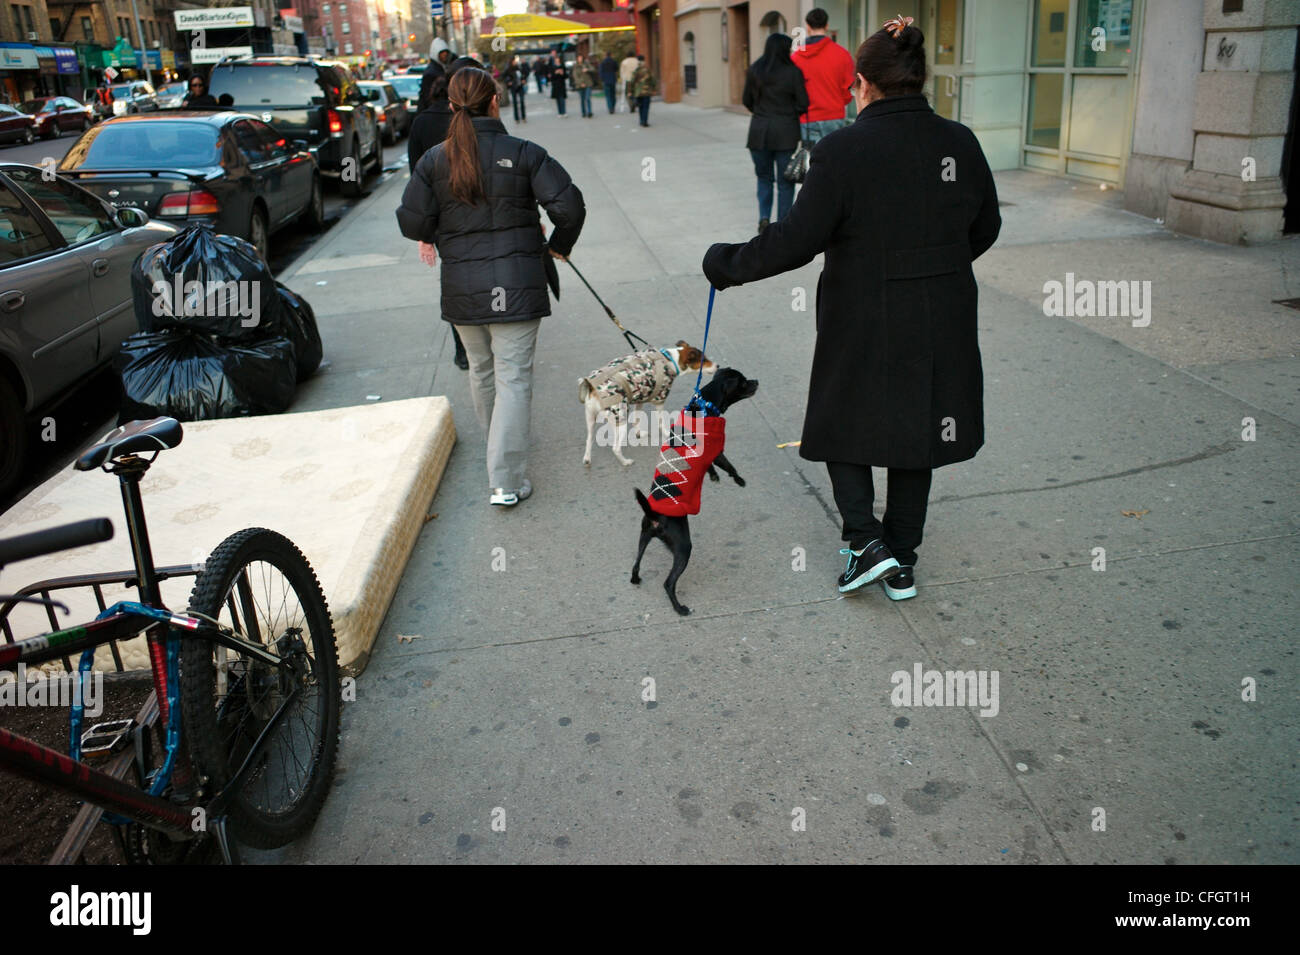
[
  {"xmin": 408, "ymin": 56, "xmax": 484, "ymax": 369},
  {"xmin": 549, "ymin": 54, "xmax": 569, "ymax": 116},
  {"xmin": 703, "ymin": 15, "xmax": 1001, "ymax": 603},
  {"xmin": 743, "ymin": 32, "xmax": 808, "ymax": 234}
]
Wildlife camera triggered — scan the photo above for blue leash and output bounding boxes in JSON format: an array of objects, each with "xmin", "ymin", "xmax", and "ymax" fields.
[{"xmin": 687, "ymin": 286, "xmax": 718, "ymax": 416}]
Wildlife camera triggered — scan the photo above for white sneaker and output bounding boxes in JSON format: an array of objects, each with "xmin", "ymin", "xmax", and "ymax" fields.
[{"xmin": 490, "ymin": 479, "xmax": 532, "ymax": 507}]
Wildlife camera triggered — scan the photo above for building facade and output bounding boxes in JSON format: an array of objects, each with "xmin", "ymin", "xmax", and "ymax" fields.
[{"xmin": 646, "ymin": 0, "xmax": 1300, "ymax": 243}]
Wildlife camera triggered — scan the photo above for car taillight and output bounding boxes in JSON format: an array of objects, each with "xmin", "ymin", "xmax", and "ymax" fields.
[
  {"xmin": 327, "ymin": 109, "xmax": 343, "ymax": 136},
  {"xmin": 157, "ymin": 189, "xmax": 220, "ymax": 217}
]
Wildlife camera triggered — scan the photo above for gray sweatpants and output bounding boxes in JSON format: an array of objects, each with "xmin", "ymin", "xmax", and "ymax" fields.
[{"xmin": 453, "ymin": 319, "xmax": 541, "ymax": 491}]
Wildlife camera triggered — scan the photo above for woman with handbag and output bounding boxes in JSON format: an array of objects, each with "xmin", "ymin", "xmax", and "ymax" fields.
[
  {"xmin": 398, "ymin": 67, "xmax": 587, "ymax": 507},
  {"xmin": 742, "ymin": 33, "xmax": 809, "ymax": 234}
]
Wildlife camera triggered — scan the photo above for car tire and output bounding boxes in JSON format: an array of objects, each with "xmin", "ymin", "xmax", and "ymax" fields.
[
  {"xmin": 383, "ymin": 123, "xmax": 396, "ymax": 147},
  {"xmin": 248, "ymin": 205, "xmax": 269, "ymax": 263},
  {"xmin": 301, "ymin": 175, "xmax": 325, "ymax": 231},
  {"xmin": 0, "ymin": 377, "xmax": 27, "ymax": 499},
  {"xmin": 22, "ymin": 128, "xmax": 33, "ymax": 145},
  {"xmin": 340, "ymin": 141, "xmax": 363, "ymax": 198}
]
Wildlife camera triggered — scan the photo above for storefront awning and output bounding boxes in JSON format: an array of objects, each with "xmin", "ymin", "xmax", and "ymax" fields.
[
  {"xmin": 480, "ymin": 12, "xmax": 635, "ymax": 38},
  {"xmin": 0, "ymin": 43, "xmax": 39, "ymax": 71}
]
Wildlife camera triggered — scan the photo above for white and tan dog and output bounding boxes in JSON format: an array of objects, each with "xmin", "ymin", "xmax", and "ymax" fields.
[{"xmin": 580, "ymin": 341, "xmax": 716, "ymax": 466}]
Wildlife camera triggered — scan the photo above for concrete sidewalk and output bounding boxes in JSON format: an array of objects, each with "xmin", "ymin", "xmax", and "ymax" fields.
[{"xmin": 263, "ymin": 98, "xmax": 1299, "ymax": 864}]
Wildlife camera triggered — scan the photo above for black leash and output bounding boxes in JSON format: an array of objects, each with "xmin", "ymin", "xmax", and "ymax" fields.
[{"xmin": 566, "ymin": 258, "xmax": 650, "ymax": 351}]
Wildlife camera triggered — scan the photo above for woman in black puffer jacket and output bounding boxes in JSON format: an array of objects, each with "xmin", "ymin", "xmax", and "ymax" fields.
[{"xmin": 397, "ymin": 67, "xmax": 586, "ymax": 507}]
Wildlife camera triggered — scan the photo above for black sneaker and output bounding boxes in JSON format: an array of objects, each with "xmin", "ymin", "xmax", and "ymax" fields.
[
  {"xmin": 758, "ymin": 218, "xmax": 770, "ymax": 234},
  {"xmin": 882, "ymin": 566, "xmax": 916, "ymax": 601},
  {"xmin": 837, "ymin": 540, "xmax": 901, "ymax": 593}
]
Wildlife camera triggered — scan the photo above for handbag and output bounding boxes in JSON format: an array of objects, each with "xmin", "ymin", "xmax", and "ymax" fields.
[{"xmin": 783, "ymin": 112, "xmax": 811, "ymax": 183}]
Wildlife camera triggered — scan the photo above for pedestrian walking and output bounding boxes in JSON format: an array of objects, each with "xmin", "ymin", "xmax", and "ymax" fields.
[
  {"xmin": 619, "ymin": 52, "xmax": 638, "ymax": 112},
  {"xmin": 534, "ymin": 56, "xmax": 548, "ymax": 93},
  {"xmin": 407, "ymin": 56, "xmax": 486, "ymax": 371},
  {"xmin": 549, "ymin": 53, "xmax": 569, "ymax": 116},
  {"xmin": 742, "ymin": 33, "xmax": 808, "ymax": 232},
  {"xmin": 628, "ymin": 55, "xmax": 658, "ymax": 127},
  {"xmin": 703, "ymin": 16, "xmax": 1001, "ymax": 601},
  {"xmin": 504, "ymin": 55, "xmax": 529, "ymax": 123},
  {"xmin": 792, "ymin": 7, "xmax": 856, "ymax": 144},
  {"xmin": 398, "ymin": 67, "xmax": 586, "ymax": 507},
  {"xmin": 573, "ymin": 53, "xmax": 599, "ymax": 118},
  {"xmin": 599, "ymin": 52, "xmax": 619, "ymax": 113}
]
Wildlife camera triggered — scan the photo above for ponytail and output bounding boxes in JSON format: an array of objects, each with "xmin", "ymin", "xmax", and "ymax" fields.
[{"xmin": 445, "ymin": 67, "xmax": 497, "ymax": 205}]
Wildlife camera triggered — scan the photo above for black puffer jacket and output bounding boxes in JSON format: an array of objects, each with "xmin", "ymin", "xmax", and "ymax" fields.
[
  {"xmin": 407, "ymin": 101, "xmax": 452, "ymax": 171},
  {"xmin": 396, "ymin": 115, "xmax": 585, "ymax": 325}
]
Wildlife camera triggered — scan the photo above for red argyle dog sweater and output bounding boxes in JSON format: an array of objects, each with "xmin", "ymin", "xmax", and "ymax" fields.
[{"xmin": 646, "ymin": 414, "xmax": 726, "ymax": 517}]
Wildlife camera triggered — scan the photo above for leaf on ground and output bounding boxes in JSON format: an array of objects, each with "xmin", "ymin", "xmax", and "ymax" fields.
[
  {"xmin": 1121, "ymin": 509, "xmax": 1150, "ymax": 519},
  {"xmin": 397, "ymin": 633, "xmax": 423, "ymax": 644}
]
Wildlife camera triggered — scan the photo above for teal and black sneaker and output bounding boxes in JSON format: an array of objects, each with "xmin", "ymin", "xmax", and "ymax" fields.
[
  {"xmin": 882, "ymin": 566, "xmax": 917, "ymax": 601},
  {"xmin": 837, "ymin": 539, "xmax": 900, "ymax": 593}
]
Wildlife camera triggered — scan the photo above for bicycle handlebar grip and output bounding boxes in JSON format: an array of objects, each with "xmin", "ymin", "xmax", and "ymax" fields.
[{"xmin": 0, "ymin": 518, "xmax": 114, "ymax": 568}]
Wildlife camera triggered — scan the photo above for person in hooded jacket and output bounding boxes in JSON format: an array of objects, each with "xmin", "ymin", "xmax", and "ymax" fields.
[
  {"xmin": 703, "ymin": 17, "xmax": 1001, "ymax": 603},
  {"xmin": 397, "ymin": 67, "xmax": 586, "ymax": 507},
  {"xmin": 743, "ymin": 33, "xmax": 808, "ymax": 234},
  {"xmin": 791, "ymin": 7, "xmax": 855, "ymax": 144}
]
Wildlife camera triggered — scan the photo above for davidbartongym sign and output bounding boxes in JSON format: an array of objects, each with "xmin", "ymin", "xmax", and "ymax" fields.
[{"xmin": 174, "ymin": 6, "xmax": 255, "ymax": 31}]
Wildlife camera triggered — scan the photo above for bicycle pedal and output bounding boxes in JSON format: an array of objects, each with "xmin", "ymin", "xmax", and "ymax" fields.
[{"xmin": 81, "ymin": 719, "xmax": 135, "ymax": 757}]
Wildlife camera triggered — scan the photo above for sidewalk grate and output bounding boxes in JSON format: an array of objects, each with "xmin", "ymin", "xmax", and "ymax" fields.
[{"xmin": 1272, "ymin": 298, "xmax": 1300, "ymax": 310}]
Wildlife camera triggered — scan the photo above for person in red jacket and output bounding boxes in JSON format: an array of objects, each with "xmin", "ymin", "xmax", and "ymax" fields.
[{"xmin": 792, "ymin": 7, "xmax": 856, "ymax": 144}]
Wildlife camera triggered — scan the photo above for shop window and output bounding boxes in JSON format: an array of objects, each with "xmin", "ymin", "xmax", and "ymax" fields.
[
  {"xmin": 1031, "ymin": 0, "xmax": 1069, "ymax": 67},
  {"xmin": 1074, "ymin": 0, "xmax": 1133, "ymax": 69}
]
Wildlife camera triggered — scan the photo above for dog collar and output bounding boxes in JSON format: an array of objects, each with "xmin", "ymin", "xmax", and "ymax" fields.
[
  {"xmin": 687, "ymin": 395, "xmax": 720, "ymax": 417},
  {"xmin": 659, "ymin": 348, "xmax": 680, "ymax": 374}
]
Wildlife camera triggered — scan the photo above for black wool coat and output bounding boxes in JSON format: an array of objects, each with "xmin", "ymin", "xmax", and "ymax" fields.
[
  {"xmin": 397, "ymin": 116, "xmax": 585, "ymax": 325},
  {"xmin": 704, "ymin": 94, "xmax": 1001, "ymax": 470},
  {"xmin": 743, "ymin": 63, "xmax": 808, "ymax": 152},
  {"xmin": 550, "ymin": 63, "xmax": 568, "ymax": 99}
]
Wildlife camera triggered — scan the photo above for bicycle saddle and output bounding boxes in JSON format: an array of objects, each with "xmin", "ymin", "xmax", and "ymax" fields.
[{"xmin": 75, "ymin": 417, "xmax": 184, "ymax": 471}]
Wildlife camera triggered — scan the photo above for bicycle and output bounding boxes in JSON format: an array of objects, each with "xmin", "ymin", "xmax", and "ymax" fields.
[{"xmin": 0, "ymin": 416, "xmax": 341, "ymax": 864}]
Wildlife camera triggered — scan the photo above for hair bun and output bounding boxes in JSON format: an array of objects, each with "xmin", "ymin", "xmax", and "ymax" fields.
[{"xmin": 897, "ymin": 24, "xmax": 924, "ymax": 51}]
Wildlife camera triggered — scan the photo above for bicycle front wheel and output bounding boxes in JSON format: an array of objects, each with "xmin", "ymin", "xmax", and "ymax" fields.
[{"xmin": 180, "ymin": 528, "xmax": 341, "ymax": 850}]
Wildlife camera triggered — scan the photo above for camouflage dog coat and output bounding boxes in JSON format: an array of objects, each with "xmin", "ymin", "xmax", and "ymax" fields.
[{"xmin": 579, "ymin": 349, "xmax": 679, "ymax": 419}]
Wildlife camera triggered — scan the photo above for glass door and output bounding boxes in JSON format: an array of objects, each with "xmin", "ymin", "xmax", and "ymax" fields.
[{"xmin": 924, "ymin": 0, "xmax": 962, "ymax": 120}]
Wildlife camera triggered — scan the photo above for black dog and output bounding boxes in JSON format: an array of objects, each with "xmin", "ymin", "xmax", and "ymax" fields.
[{"xmin": 631, "ymin": 368, "xmax": 759, "ymax": 615}]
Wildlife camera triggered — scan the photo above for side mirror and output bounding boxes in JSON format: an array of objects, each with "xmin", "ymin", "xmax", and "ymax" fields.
[{"xmin": 116, "ymin": 207, "xmax": 149, "ymax": 228}]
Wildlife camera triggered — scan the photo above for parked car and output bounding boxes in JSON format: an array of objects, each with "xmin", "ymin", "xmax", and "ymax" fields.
[
  {"xmin": 107, "ymin": 82, "xmax": 159, "ymax": 115},
  {"xmin": 205, "ymin": 56, "xmax": 380, "ymax": 198},
  {"xmin": 19, "ymin": 97, "xmax": 93, "ymax": 139},
  {"xmin": 155, "ymin": 82, "xmax": 189, "ymax": 109},
  {"xmin": 358, "ymin": 81, "xmax": 409, "ymax": 145},
  {"xmin": 0, "ymin": 105, "xmax": 36, "ymax": 146},
  {"xmin": 387, "ymin": 73, "xmax": 422, "ymax": 113},
  {"xmin": 0, "ymin": 163, "xmax": 177, "ymax": 493},
  {"xmin": 57, "ymin": 111, "xmax": 324, "ymax": 263}
]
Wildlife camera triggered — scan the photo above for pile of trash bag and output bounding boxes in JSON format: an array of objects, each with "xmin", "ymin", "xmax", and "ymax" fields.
[{"xmin": 116, "ymin": 225, "xmax": 322, "ymax": 423}]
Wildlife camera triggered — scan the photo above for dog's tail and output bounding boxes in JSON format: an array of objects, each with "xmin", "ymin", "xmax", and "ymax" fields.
[{"xmin": 634, "ymin": 487, "xmax": 655, "ymax": 518}]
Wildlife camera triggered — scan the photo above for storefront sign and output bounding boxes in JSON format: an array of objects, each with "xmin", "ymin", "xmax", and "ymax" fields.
[
  {"xmin": 175, "ymin": 7, "xmax": 254, "ymax": 31},
  {"xmin": 0, "ymin": 44, "xmax": 39, "ymax": 70},
  {"xmin": 191, "ymin": 45, "xmax": 254, "ymax": 64},
  {"xmin": 53, "ymin": 48, "xmax": 79, "ymax": 73},
  {"xmin": 280, "ymin": 13, "xmax": 304, "ymax": 33}
]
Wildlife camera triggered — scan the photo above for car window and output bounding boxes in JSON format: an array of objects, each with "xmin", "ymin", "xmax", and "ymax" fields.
[
  {"xmin": 207, "ymin": 64, "xmax": 329, "ymax": 107},
  {"xmin": 0, "ymin": 178, "xmax": 55, "ymax": 264},
  {"xmin": 63, "ymin": 121, "xmax": 221, "ymax": 170},
  {"xmin": 3, "ymin": 168, "xmax": 114, "ymax": 246},
  {"xmin": 389, "ymin": 76, "xmax": 420, "ymax": 99},
  {"xmin": 250, "ymin": 120, "xmax": 288, "ymax": 158},
  {"xmin": 232, "ymin": 120, "xmax": 270, "ymax": 164}
]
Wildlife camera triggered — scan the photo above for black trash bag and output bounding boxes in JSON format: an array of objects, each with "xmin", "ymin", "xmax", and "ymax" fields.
[
  {"xmin": 131, "ymin": 224, "xmax": 282, "ymax": 340},
  {"xmin": 115, "ymin": 330, "xmax": 297, "ymax": 423},
  {"xmin": 275, "ymin": 282, "xmax": 322, "ymax": 382}
]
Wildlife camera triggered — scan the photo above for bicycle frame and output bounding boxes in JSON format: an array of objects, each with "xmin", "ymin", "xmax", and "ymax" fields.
[{"xmin": 0, "ymin": 453, "xmax": 304, "ymax": 854}]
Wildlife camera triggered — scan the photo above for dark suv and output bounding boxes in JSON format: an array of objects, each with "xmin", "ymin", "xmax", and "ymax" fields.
[{"xmin": 205, "ymin": 56, "xmax": 380, "ymax": 197}]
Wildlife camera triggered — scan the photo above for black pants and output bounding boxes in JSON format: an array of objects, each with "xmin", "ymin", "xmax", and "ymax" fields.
[
  {"xmin": 511, "ymin": 88, "xmax": 525, "ymax": 122},
  {"xmin": 826, "ymin": 462, "xmax": 933, "ymax": 567}
]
